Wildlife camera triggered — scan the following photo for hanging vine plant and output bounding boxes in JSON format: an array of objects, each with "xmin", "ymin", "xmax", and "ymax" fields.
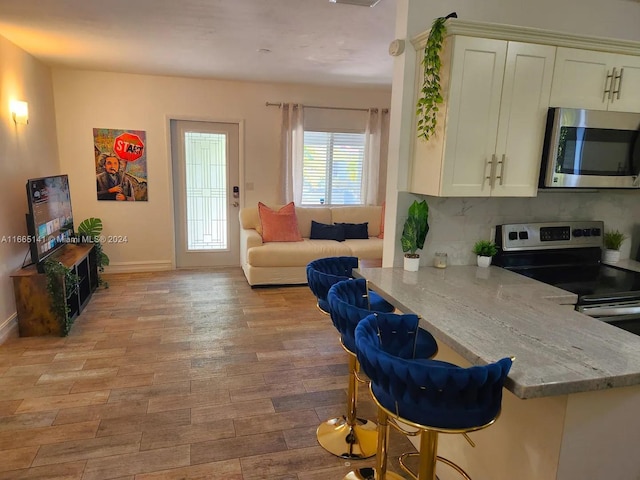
[
  {"xmin": 43, "ymin": 259, "xmax": 79, "ymax": 336},
  {"xmin": 416, "ymin": 12, "xmax": 457, "ymax": 141}
]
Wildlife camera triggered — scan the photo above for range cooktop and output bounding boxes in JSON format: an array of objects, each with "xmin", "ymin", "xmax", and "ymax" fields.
[
  {"xmin": 493, "ymin": 221, "xmax": 640, "ymax": 304},
  {"xmin": 511, "ymin": 263, "xmax": 640, "ymax": 302}
]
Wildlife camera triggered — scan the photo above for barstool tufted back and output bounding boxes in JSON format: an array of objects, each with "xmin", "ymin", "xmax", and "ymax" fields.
[
  {"xmin": 356, "ymin": 313, "xmax": 512, "ymax": 430},
  {"xmin": 306, "ymin": 257, "xmax": 394, "ymax": 314},
  {"xmin": 329, "ymin": 279, "xmax": 438, "ymax": 359},
  {"xmin": 308, "ymin": 256, "xmax": 358, "ymax": 278},
  {"xmin": 306, "ymin": 257, "xmax": 359, "ymax": 314}
]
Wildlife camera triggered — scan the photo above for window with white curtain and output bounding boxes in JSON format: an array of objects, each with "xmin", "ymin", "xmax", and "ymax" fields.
[{"xmin": 302, "ymin": 130, "xmax": 365, "ymax": 206}]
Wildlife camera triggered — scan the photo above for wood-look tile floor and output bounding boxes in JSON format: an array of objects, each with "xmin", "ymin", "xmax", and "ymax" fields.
[{"xmin": 0, "ymin": 268, "xmax": 415, "ymax": 479}]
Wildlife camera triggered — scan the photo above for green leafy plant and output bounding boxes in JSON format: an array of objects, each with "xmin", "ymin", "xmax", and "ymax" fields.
[
  {"xmin": 416, "ymin": 12, "xmax": 457, "ymax": 141},
  {"xmin": 401, "ymin": 200, "xmax": 429, "ymax": 257},
  {"xmin": 77, "ymin": 217, "xmax": 110, "ymax": 288},
  {"xmin": 472, "ymin": 240, "xmax": 498, "ymax": 257},
  {"xmin": 604, "ymin": 230, "xmax": 627, "ymax": 251},
  {"xmin": 43, "ymin": 259, "xmax": 79, "ymax": 336}
]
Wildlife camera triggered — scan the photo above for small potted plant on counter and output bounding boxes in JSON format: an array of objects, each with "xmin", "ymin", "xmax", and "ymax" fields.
[
  {"xmin": 473, "ymin": 240, "xmax": 498, "ymax": 268},
  {"xmin": 603, "ymin": 230, "xmax": 627, "ymax": 263},
  {"xmin": 401, "ymin": 199, "xmax": 429, "ymax": 271}
]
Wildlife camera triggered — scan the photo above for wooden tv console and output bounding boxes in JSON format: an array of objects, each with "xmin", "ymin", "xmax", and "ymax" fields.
[{"xmin": 11, "ymin": 243, "xmax": 98, "ymax": 336}]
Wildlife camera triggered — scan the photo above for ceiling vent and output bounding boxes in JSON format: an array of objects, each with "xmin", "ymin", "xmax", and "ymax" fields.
[{"xmin": 329, "ymin": 0, "xmax": 381, "ymax": 6}]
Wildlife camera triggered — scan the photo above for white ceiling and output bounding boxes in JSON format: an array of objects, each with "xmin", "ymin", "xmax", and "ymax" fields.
[{"xmin": 0, "ymin": 0, "xmax": 397, "ymax": 88}]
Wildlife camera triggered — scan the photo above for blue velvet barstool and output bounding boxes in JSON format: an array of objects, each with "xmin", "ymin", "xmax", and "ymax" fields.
[
  {"xmin": 316, "ymin": 279, "xmax": 439, "ymax": 460},
  {"xmin": 306, "ymin": 257, "xmax": 394, "ymax": 315},
  {"xmin": 345, "ymin": 313, "xmax": 513, "ymax": 480}
]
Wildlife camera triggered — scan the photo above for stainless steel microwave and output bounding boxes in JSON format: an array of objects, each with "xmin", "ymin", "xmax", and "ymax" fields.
[{"xmin": 540, "ymin": 108, "xmax": 640, "ymax": 189}]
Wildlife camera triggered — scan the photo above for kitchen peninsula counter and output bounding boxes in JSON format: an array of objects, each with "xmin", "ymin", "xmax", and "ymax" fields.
[
  {"xmin": 356, "ymin": 266, "xmax": 640, "ymax": 480},
  {"xmin": 357, "ymin": 266, "xmax": 640, "ymax": 399}
]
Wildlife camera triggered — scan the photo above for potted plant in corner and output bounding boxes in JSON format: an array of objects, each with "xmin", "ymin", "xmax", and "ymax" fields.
[
  {"xmin": 77, "ymin": 217, "xmax": 110, "ymax": 287},
  {"xmin": 473, "ymin": 240, "xmax": 498, "ymax": 268},
  {"xmin": 401, "ymin": 200, "xmax": 429, "ymax": 272},
  {"xmin": 603, "ymin": 230, "xmax": 627, "ymax": 263}
]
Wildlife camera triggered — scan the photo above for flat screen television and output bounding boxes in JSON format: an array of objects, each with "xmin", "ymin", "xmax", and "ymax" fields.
[{"xmin": 25, "ymin": 174, "xmax": 74, "ymax": 271}]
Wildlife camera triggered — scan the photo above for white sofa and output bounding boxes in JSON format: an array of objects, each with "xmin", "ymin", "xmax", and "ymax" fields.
[{"xmin": 239, "ymin": 204, "xmax": 384, "ymax": 286}]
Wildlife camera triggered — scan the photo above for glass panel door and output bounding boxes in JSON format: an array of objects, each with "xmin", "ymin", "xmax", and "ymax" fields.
[
  {"xmin": 171, "ymin": 120, "xmax": 240, "ymax": 268},
  {"xmin": 184, "ymin": 131, "xmax": 228, "ymax": 250}
]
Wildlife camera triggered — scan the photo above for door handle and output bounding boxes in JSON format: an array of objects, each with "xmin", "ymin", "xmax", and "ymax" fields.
[
  {"xmin": 496, "ymin": 154, "xmax": 505, "ymax": 186},
  {"xmin": 612, "ymin": 68, "xmax": 624, "ymax": 101},
  {"xmin": 603, "ymin": 68, "xmax": 615, "ymax": 102},
  {"xmin": 232, "ymin": 201, "xmax": 239, "ymax": 207},
  {"xmin": 485, "ymin": 155, "xmax": 495, "ymax": 188}
]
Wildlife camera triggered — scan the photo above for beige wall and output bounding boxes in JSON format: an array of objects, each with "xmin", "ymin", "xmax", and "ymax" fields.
[
  {"xmin": 51, "ymin": 69, "xmax": 391, "ymax": 271},
  {"xmin": 0, "ymin": 35, "xmax": 59, "ymax": 336}
]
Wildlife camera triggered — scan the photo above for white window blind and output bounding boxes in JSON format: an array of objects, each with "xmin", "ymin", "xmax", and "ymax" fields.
[{"xmin": 302, "ymin": 131, "xmax": 365, "ymax": 205}]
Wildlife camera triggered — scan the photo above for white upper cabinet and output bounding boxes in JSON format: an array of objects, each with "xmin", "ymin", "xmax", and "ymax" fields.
[
  {"xmin": 494, "ymin": 42, "xmax": 557, "ymax": 196},
  {"xmin": 410, "ymin": 36, "xmax": 556, "ymax": 197},
  {"xmin": 550, "ymin": 48, "xmax": 640, "ymax": 113}
]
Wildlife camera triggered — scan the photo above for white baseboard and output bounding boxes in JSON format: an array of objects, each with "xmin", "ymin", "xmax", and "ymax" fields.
[
  {"xmin": 0, "ymin": 313, "xmax": 18, "ymax": 344},
  {"xmin": 104, "ymin": 260, "xmax": 173, "ymax": 274}
]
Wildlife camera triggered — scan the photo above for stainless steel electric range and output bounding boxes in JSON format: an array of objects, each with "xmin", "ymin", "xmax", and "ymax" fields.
[{"xmin": 494, "ymin": 221, "xmax": 640, "ymax": 336}]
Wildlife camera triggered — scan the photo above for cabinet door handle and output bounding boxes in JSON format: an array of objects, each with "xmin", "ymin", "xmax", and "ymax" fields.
[
  {"xmin": 612, "ymin": 68, "xmax": 624, "ymax": 101},
  {"xmin": 496, "ymin": 154, "xmax": 505, "ymax": 186},
  {"xmin": 603, "ymin": 68, "xmax": 615, "ymax": 102},
  {"xmin": 486, "ymin": 154, "xmax": 497, "ymax": 188}
]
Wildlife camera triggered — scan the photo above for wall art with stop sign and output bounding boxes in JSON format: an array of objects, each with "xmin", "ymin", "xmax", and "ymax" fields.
[{"xmin": 93, "ymin": 128, "xmax": 148, "ymax": 201}]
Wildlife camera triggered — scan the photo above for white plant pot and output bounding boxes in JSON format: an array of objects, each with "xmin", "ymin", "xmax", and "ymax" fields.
[
  {"xmin": 477, "ymin": 255, "xmax": 492, "ymax": 268},
  {"xmin": 404, "ymin": 256, "xmax": 420, "ymax": 272},
  {"xmin": 603, "ymin": 249, "xmax": 620, "ymax": 263}
]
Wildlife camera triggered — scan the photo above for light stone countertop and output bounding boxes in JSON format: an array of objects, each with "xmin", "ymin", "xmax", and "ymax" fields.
[
  {"xmin": 355, "ymin": 266, "xmax": 640, "ymax": 399},
  {"xmin": 603, "ymin": 258, "xmax": 640, "ymax": 273}
]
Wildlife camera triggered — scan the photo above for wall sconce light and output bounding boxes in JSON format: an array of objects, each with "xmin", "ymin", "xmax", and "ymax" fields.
[{"xmin": 10, "ymin": 100, "xmax": 29, "ymax": 125}]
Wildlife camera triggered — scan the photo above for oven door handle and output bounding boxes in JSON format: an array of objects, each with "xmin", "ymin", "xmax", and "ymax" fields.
[
  {"xmin": 580, "ymin": 291, "xmax": 640, "ymax": 304},
  {"xmin": 578, "ymin": 304, "xmax": 640, "ymax": 317},
  {"xmin": 601, "ymin": 312, "xmax": 640, "ymax": 325}
]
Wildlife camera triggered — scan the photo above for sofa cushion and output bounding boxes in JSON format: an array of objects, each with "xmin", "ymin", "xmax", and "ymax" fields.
[
  {"xmin": 335, "ymin": 222, "xmax": 369, "ymax": 239},
  {"xmin": 258, "ymin": 202, "xmax": 303, "ymax": 242},
  {"xmin": 295, "ymin": 207, "xmax": 332, "ymax": 238},
  {"xmin": 345, "ymin": 238, "xmax": 384, "ymax": 260},
  {"xmin": 247, "ymin": 239, "xmax": 352, "ymax": 267},
  {"xmin": 310, "ymin": 221, "xmax": 345, "ymax": 241},
  {"xmin": 331, "ymin": 206, "xmax": 382, "ymax": 237},
  {"xmin": 239, "ymin": 206, "xmax": 261, "ymax": 230}
]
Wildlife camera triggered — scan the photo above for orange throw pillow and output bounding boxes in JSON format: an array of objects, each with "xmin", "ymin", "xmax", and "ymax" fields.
[
  {"xmin": 257, "ymin": 202, "xmax": 303, "ymax": 242},
  {"xmin": 378, "ymin": 202, "xmax": 385, "ymax": 239}
]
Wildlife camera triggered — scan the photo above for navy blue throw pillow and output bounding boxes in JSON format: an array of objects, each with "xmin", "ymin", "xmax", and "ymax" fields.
[
  {"xmin": 335, "ymin": 222, "xmax": 369, "ymax": 239},
  {"xmin": 310, "ymin": 221, "xmax": 346, "ymax": 242}
]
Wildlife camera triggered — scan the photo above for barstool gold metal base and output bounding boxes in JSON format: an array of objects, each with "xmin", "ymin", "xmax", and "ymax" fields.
[
  {"xmin": 343, "ymin": 467, "xmax": 404, "ymax": 479},
  {"xmin": 316, "ymin": 415, "xmax": 378, "ymax": 459},
  {"xmin": 399, "ymin": 451, "xmax": 472, "ymax": 480},
  {"xmin": 316, "ymin": 302, "xmax": 330, "ymax": 316}
]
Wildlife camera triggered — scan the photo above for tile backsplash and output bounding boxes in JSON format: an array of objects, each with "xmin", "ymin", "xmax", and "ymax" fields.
[{"xmin": 414, "ymin": 190, "xmax": 640, "ymax": 266}]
